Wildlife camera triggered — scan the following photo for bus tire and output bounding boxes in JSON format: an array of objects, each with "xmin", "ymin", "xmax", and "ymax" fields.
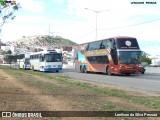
[
  {"xmin": 126, "ymin": 73, "xmax": 130, "ymax": 76},
  {"xmin": 141, "ymin": 71, "xmax": 144, "ymax": 74},
  {"xmin": 56, "ymin": 70, "xmax": 59, "ymax": 72},
  {"xmin": 80, "ymin": 65, "xmax": 83, "ymax": 73},
  {"xmin": 106, "ymin": 67, "xmax": 112, "ymax": 76},
  {"xmin": 83, "ymin": 66, "xmax": 87, "ymax": 73}
]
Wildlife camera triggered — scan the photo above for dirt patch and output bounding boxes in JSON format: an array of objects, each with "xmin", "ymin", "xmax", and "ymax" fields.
[{"xmin": 0, "ymin": 69, "xmax": 74, "ymax": 111}]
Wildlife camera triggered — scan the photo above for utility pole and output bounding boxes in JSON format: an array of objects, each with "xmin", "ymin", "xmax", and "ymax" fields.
[
  {"xmin": 48, "ymin": 24, "xmax": 50, "ymax": 36},
  {"xmin": 85, "ymin": 8, "xmax": 109, "ymax": 40},
  {"xmin": 48, "ymin": 24, "xmax": 59, "ymax": 36}
]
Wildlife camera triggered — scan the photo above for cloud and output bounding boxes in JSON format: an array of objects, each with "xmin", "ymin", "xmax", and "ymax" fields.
[
  {"xmin": 61, "ymin": 0, "xmax": 160, "ymax": 43},
  {"xmin": 64, "ymin": 0, "xmax": 160, "ymax": 20},
  {"xmin": 142, "ymin": 47, "xmax": 160, "ymax": 55},
  {"xmin": 1, "ymin": 23, "xmax": 47, "ymax": 42},
  {"xmin": 53, "ymin": 0, "xmax": 64, "ymax": 4},
  {"xmin": 15, "ymin": 15, "xmax": 47, "ymax": 24},
  {"xmin": 63, "ymin": 0, "xmax": 159, "ymax": 27},
  {"xmin": 17, "ymin": 0, "xmax": 44, "ymax": 13}
]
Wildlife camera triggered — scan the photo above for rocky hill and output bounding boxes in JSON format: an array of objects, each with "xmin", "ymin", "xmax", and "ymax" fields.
[{"xmin": 7, "ymin": 35, "xmax": 77, "ymax": 50}]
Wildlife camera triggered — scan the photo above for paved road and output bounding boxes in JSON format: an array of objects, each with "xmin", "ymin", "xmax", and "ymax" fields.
[{"xmin": 49, "ymin": 66, "xmax": 160, "ymax": 92}]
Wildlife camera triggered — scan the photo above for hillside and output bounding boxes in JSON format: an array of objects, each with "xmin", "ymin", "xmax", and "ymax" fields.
[{"xmin": 7, "ymin": 35, "xmax": 77, "ymax": 49}]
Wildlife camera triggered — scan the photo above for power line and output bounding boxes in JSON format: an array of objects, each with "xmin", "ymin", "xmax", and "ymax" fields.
[
  {"xmin": 99, "ymin": 18, "xmax": 160, "ymax": 30},
  {"xmin": 76, "ymin": 18, "xmax": 160, "ymax": 40},
  {"xmin": 77, "ymin": 29, "xmax": 95, "ymax": 39}
]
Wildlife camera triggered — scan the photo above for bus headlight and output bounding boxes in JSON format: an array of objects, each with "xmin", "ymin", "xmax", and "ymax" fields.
[
  {"xmin": 58, "ymin": 65, "xmax": 62, "ymax": 67},
  {"xmin": 138, "ymin": 64, "xmax": 142, "ymax": 68},
  {"xmin": 120, "ymin": 64, "xmax": 124, "ymax": 68}
]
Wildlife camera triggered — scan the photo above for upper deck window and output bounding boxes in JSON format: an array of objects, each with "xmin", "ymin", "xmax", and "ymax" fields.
[
  {"xmin": 87, "ymin": 39, "xmax": 116, "ymax": 51},
  {"xmin": 101, "ymin": 39, "xmax": 115, "ymax": 49},
  {"xmin": 116, "ymin": 38, "xmax": 140, "ymax": 49},
  {"xmin": 87, "ymin": 41, "xmax": 102, "ymax": 51}
]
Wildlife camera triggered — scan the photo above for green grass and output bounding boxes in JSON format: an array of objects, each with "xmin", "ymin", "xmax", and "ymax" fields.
[
  {"xmin": 1, "ymin": 65, "xmax": 160, "ymax": 110},
  {"xmin": 9, "ymin": 70, "xmax": 57, "ymax": 92},
  {"xmin": 103, "ymin": 103, "xmax": 127, "ymax": 111}
]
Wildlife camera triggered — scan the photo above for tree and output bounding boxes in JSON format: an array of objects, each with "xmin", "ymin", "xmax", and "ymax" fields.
[
  {"xmin": 3, "ymin": 54, "xmax": 17, "ymax": 64},
  {"xmin": 3, "ymin": 54, "xmax": 12, "ymax": 64},
  {"xmin": 0, "ymin": 0, "xmax": 21, "ymax": 29},
  {"xmin": 141, "ymin": 56, "xmax": 152, "ymax": 65},
  {"xmin": 6, "ymin": 50, "xmax": 12, "ymax": 54}
]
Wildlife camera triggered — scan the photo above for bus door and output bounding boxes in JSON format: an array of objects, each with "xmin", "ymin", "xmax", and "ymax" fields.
[{"xmin": 40, "ymin": 54, "xmax": 45, "ymax": 70}]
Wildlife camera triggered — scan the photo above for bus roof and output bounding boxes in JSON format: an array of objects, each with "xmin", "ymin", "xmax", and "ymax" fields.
[
  {"xmin": 30, "ymin": 50, "xmax": 61, "ymax": 55},
  {"xmin": 77, "ymin": 36, "xmax": 136, "ymax": 45}
]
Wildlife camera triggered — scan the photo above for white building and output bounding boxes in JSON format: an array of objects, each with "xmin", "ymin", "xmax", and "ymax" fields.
[
  {"xmin": 149, "ymin": 55, "xmax": 160, "ymax": 66},
  {"xmin": 10, "ymin": 45, "xmax": 16, "ymax": 54},
  {"xmin": 1, "ymin": 46, "xmax": 10, "ymax": 52},
  {"xmin": 0, "ymin": 55, "xmax": 4, "ymax": 63}
]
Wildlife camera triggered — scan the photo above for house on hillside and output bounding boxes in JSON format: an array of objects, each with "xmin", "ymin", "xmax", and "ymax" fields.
[
  {"xmin": 62, "ymin": 46, "xmax": 74, "ymax": 64},
  {"xmin": 63, "ymin": 46, "xmax": 72, "ymax": 52},
  {"xmin": 1, "ymin": 46, "xmax": 11, "ymax": 52},
  {"xmin": 0, "ymin": 53, "xmax": 3, "ymax": 64}
]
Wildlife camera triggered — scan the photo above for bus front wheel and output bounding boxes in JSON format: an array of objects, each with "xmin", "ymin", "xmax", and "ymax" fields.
[
  {"xmin": 83, "ymin": 66, "xmax": 87, "ymax": 73},
  {"xmin": 80, "ymin": 66, "xmax": 83, "ymax": 73},
  {"xmin": 126, "ymin": 73, "xmax": 130, "ymax": 76}
]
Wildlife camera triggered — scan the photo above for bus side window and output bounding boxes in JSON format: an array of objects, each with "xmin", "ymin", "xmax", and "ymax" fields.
[
  {"xmin": 102, "ymin": 39, "xmax": 109, "ymax": 49},
  {"xmin": 100, "ymin": 41, "xmax": 105, "ymax": 49},
  {"xmin": 40, "ymin": 55, "xmax": 44, "ymax": 62},
  {"xmin": 86, "ymin": 44, "xmax": 89, "ymax": 51},
  {"xmin": 110, "ymin": 39, "xmax": 116, "ymax": 49},
  {"xmin": 88, "ymin": 41, "xmax": 101, "ymax": 50},
  {"xmin": 108, "ymin": 39, "xmax": 113, "ymax": 49},
  {"xmin": 103, "ymin": 39, "xmax": 115, "ymax": 49},
  {"xmin": 88, "ymin": 43, "xmax": 94, "ymax": 51}
]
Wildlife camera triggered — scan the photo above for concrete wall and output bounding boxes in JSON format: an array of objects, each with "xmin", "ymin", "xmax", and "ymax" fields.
[{"xmin": 145, "ymin": 67, "xmax": 160, "ymax": 74}]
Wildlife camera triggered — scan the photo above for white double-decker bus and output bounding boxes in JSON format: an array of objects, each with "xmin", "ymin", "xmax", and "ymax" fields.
[{"xmin": 30, "ymin": 50, "xmax": 63, "ymax": 72}]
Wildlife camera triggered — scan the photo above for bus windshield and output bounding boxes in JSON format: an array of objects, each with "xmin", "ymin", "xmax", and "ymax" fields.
[
  {"xmin": 118, "ymin": 51, "xmax": 141, "ymax": 64},
  {"xmin": 45, "ymin": 54, "xmax": 62, "ymax": 62},
  {"xmin": 25, "ymin": 58, "xmax": 30, "ymax": 63}
]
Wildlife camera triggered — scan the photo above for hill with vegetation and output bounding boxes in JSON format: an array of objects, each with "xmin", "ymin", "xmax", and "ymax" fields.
[{"xmin": 7, "ymin": 35, "xmax": 77, "ymax": 50}]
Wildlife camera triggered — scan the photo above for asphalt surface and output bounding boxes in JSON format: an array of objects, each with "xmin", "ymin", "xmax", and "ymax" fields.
[{"xmin": 49, "ymin": 66, "xmax": 160, "ymax": 92}]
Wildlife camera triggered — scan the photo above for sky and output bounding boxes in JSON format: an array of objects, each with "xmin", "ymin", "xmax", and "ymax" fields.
[{"xmin": 0, "ymin": 0, "xmax": 160, "ymax": 55}]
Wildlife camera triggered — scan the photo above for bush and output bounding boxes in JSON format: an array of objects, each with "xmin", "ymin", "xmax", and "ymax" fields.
[{"xmin": 141, "ymin": 56, "xmax": 151, "ymax": 65}]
